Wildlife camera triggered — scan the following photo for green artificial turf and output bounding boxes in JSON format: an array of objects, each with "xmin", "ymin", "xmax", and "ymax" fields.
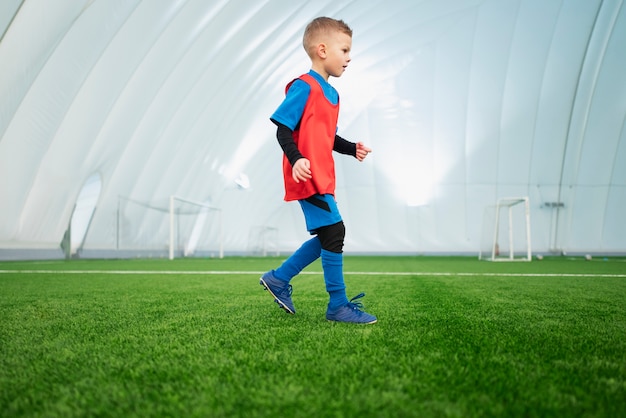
[{"xmin": 0, "ymin": 256, "xmax": 625, "ymax": 417}]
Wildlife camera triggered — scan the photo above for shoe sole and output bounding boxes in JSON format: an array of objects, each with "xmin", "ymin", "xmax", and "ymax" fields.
[
  {"xmin": 259, "ymin": 278, "xmax": 295, "ymax": 315},
  {"xmin": 327, "ymin": 318, "xmax": 378, "ymax": 324}
]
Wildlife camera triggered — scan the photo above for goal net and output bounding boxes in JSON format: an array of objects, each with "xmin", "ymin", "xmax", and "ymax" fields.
[
  {"xmin": 479, "ymin": 197, "xmax": 531, "ymax": 262},
  {"xmin": 116, "ymin": 196, "xmax": 223, "ymax": 259},
  {"xmin": 247, "ymin": 226, "xmax": 279, "ymax": 256}
]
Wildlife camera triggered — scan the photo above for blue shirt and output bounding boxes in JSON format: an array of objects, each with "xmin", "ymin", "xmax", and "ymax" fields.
[{"xmin": 270, "ymin": 70, "xmax": 339, "ymax": 131}]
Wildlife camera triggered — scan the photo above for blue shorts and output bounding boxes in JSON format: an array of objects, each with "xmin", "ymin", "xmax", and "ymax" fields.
[{"xmin": 298, "ymin": 194, "xmax": 342, "ymax": 233}]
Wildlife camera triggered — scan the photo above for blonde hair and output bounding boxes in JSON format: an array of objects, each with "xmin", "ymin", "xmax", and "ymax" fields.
[{"xmin": 303, "ymin": 17, "xmax": 352, "ymax": 57}]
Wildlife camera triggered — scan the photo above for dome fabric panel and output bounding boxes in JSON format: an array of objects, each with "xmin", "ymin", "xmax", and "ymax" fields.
[{"xmin": 0, "ymin": 0, "xmax": 624, "ymax": 257}]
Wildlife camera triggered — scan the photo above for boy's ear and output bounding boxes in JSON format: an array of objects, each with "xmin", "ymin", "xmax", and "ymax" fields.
[{"xmin": 316, "ymin": 43, "xmax": 327, "ymax": 59}]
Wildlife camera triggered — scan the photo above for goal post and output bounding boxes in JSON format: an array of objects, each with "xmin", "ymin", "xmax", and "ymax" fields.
[
  {"xmin": 247, "ymin": 226, "xmax": 279, "ymax": 256},
  {"xmin": 169, "ymin": 196, "xmax": 223, "ymax": 260},
  {"xmin": 479, "ymin": 197, "xmax": 531, "ymax": 262},
  {"xmin": 115, "ymin": 195, "xmax": 223, "ymax": 258}
]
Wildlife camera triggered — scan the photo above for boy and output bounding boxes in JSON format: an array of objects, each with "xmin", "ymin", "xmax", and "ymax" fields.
[{"xmin": 260, "ymin": 17, "xmax": 376, "ymax": 324}]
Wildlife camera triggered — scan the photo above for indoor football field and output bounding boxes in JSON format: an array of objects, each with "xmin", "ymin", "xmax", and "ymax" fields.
[{"xmin": 1, "ymin": 256, "xmax": 625, "ymax": 417}]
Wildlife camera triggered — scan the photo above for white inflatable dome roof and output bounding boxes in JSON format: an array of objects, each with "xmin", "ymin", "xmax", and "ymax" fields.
[{"xmin": 1, "ymin": 0, "xmax": 624, "ymax": 258}]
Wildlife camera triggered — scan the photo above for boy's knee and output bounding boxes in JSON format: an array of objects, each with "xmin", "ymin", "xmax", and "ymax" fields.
[{"xmin": 316, "ymin": 221, "xmax": 345, "ymax": 253}]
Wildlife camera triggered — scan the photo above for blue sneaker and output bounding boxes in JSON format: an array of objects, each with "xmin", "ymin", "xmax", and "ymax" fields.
[
  {"xmin": 259, "ymin": 271, "xmax": 295, "ymax": 314},
  {"xmin": 326, "ymin": 293, "xmax": 377, "ymax": 324}
]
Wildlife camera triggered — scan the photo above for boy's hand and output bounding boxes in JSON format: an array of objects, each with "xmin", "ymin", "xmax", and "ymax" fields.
[
  {"xmin": 292, "ymin": 158, "xmax": 312, "ymax": 183},
  {"xmin": 356, "ymin": 142, "xmax": 372, "ymax": 161}
]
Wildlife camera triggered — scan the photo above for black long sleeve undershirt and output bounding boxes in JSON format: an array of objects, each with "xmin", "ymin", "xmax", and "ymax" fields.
[
  {"xmin": 274, "ymin": 121, "xmax": 304, "ymax": 166},
  {"xmin": 271, "ymin": 119, "xmax": 357, "ymax": 166},
  {"xmin": 333, "ymin": 134, "xmax": 357, "ymax": 157}
]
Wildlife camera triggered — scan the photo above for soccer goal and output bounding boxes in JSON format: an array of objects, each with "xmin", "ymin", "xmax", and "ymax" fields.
[
  {"xmin": 116, "ymin": 195, "xmax": 223, "ymax": 259},
  {"xmin": 479, "ymin": 197, "xmax": 531, "ymax": 262},
  {"xmin": 168, "ymin": 196, "xmax": 223, "ymax": 260},
  {"xmin": 247, "ymin": 226, "xmax": 279, "ymax": 256}
]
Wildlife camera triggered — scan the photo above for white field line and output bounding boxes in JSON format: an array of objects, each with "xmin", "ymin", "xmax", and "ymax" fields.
[{"xmin": 0, "ymin": 270, "xmax": 625, "ymax": 278}]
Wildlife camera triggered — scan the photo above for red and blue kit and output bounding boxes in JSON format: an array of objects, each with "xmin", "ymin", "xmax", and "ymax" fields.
[
  {"xmin": 271, "ymin": 70, "xmax": 356, "ymax": 231},
  {"xmin": 283, "ymin": 73, "xmax": 338, "ymax": 201},
  {"xmin": 271, "ymin": 70, "xmax": 342, "ymax": 201}
]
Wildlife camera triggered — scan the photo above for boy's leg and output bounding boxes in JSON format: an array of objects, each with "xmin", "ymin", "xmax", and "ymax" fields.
[
  {"xmin": 321, "ymin": 250, "xmax": 351, "ymax": 308},
  {"xmin": 317, "ymin": 222, "xmax": 349, "ymax": 309},
  {"xmin": 318, "ymin": 220, "xmax": 377, "ymax": 324},
  {"xmin": 274, "ymin": 236, "xmax": 321, "ymax": 282},
  {"xmin": 260, "ymin": 236, "xmax": 321, "ymax": 314},
  {"xmin": 261, "ymin": 194, "xmax": 376, "ymax": 322}
]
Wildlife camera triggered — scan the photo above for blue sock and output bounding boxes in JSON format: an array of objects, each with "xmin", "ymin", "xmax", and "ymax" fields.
[
  {"xmin": 321, "ymin": 249, "xmax": 349, "ymax": 309},
  {"xmin": 273, "ymin": 237, "xmax": 321, "ymax": 283}
]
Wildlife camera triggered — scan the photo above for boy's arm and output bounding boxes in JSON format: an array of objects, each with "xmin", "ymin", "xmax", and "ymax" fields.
[
  {"xmin": 272, "ymin": 120, "xmax": 312, "ymax": 183},
  {"xmin": 272, "ymin": 120, "xmax": 304, "ymax": 166},
  {"xmin": 333, "ymin": 135, "xmax": 357, "ymax": 157},
  {"xmin": 334, "ymin": 135, "xmax": 372, "ymax": 161}
]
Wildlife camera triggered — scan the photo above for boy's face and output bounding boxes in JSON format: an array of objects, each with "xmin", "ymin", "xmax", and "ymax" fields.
[{"xmin": 316, "ymin": 31, "xmax": 352, "ymax": 79}]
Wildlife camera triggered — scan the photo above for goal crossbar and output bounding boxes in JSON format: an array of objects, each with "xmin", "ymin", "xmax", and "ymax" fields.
[
  {"xmin": 480, "ymin": 196, "xmax": 532, "ymax": 262},
  {"xmin": 169, "ymin": 196, "xmax": 223, "ymax": 260}
]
